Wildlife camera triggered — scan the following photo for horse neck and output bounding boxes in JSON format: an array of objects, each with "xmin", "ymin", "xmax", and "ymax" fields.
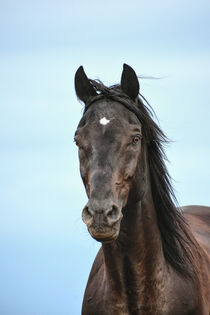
[{"xmin": 102, "ymin": 192, "xmax": 164, "ymax": 277}]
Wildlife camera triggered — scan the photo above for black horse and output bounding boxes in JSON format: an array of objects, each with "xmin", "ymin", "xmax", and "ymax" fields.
[{"xmin": 74, "ymin": 64, "xmax": 210, "ymax": 314}]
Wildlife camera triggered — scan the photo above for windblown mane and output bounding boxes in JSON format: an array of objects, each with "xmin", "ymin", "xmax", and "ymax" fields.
[{"xmin": 83, "ymin": 79, "xmax": 196, "ymax": 278}]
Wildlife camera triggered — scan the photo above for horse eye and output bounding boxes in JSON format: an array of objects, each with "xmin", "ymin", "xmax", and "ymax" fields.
[{"xmin": 132, "ymin": 136, "xmax": 141, "ymax": 145}]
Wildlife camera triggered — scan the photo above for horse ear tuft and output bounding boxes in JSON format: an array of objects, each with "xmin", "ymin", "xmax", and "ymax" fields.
[
  {"xmin": 75, "ymin": 66, "xmax": 97, "ymax": 103},
  {"xmin": 121, "ymin": 64, "xmax": 140, "ymax": 101}
]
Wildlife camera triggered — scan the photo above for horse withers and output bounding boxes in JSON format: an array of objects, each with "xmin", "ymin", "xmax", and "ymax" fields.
[{"xmin": 74, "ymin": 64, "xmax": 210, "ymax": 314}]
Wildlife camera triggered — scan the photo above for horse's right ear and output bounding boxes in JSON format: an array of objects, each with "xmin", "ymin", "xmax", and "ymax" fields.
[
  {"xmin": 75, "ymin": 66, "xmax": 97, "ymax": 103},
  {"xmin": 121, "ymin": 64, "xmax": 139, "ymax": 101}
]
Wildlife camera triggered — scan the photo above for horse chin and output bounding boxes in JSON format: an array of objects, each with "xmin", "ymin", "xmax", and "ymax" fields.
[{"xmin": 89, "ymin": 229, "xmax": 119, "ymax": 243}]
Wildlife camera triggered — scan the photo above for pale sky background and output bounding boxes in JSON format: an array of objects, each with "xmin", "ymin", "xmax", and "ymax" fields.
[{"xmin": 0, "ymin": 0, "xmax": 210, "ymax": 314}]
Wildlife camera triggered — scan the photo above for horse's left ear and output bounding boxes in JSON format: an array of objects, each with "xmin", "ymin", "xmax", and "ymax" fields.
[
  {"xmin": 121, "ymin": 64, "xmax": 140, "ymax": 101},
  {"xmin": 75, "ymin": 66, "xmax": 97, "ymax": 103}
]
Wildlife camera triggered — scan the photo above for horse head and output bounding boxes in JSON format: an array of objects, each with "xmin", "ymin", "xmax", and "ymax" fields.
[{"xmin": 74, "ymin": 64, "xmax": 147, "ymax": 242}]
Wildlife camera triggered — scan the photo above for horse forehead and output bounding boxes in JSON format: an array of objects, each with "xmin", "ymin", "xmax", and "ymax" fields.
[
  {"xmin": 94, "ymin": 108, "xmax": 137, "ymax": 127},
  {"xmin": 79, "ymin": 100, "xmax": 140, "ymax": 133},
  {"xmin": 87, "ymin": 109, "xmax": 128, "ymax": 128},
  {"xmin": 88, "ymin": 100, "xmax": 136, "ymax": 121}
]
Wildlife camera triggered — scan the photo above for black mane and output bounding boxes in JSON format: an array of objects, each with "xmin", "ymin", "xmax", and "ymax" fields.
[{"xmin": 83, "ymin": 79, "xmax": 196, "ymax": 278}]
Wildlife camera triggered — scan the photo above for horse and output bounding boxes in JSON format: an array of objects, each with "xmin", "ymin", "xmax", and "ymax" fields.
[{"xmin": 74, "ymin": 64, "xmax": 210, "ymax": 314}]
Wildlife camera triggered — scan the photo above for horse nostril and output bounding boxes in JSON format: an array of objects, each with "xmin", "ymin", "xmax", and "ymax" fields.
[
  {"xmin": 106, "ymin": 205, "xmax": 119, "ymax": 222},
  {"xmin": 83, "ymin": 206, "xmax": 93, "ymax": 219},
  {"xmin": 82, "ymin": 205, "xmax": 94, "ymax": 226}
]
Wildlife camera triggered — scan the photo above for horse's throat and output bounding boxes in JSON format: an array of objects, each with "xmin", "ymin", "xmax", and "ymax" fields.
[{"xmin": 102, "ymin": 196, "xmax": 165, "ymax": 311}]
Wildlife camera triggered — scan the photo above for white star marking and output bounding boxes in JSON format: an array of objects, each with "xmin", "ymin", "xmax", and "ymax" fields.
[{"xmin": 99, "ymin": 117, "xmax": 110, "ymax": 125}]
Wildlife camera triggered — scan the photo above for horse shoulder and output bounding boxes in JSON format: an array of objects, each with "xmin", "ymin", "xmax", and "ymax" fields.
[
  {"xmin": 182, "ymin": 205, "xmax": 210, "ymax": 253},
  {"xmin": 182, "ymin": 205, "xmax": 210, "ymax": 312}
]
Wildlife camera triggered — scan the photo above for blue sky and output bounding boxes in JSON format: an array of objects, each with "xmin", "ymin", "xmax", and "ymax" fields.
[{"xmin": 0, "ymin": 1, "xmax": 210, "ymax": 314}]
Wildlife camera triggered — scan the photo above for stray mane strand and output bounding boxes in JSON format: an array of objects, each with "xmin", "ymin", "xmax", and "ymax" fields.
[{"xmin": 83, "ymin": 79, "xmax": 196, "ymax": 278}]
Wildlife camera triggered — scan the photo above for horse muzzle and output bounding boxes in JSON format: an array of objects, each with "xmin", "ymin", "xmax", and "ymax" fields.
[{"xmin": 82, "ymin": 199, "xmax": 123, "ymax": 242}]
